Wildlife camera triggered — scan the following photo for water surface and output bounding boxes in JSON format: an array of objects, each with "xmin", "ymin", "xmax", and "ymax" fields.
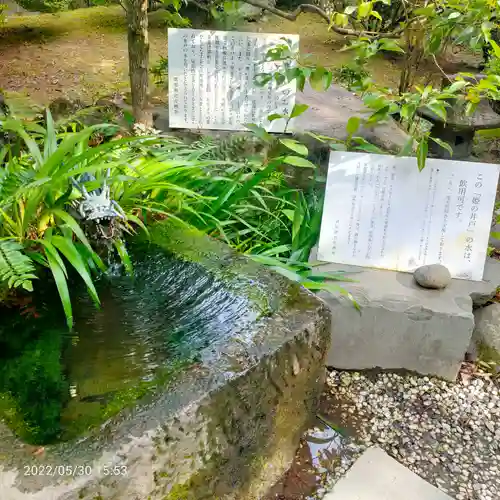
[{"xmin": 0, "ymin": 248, "xmax": 257, "ymax": 445}]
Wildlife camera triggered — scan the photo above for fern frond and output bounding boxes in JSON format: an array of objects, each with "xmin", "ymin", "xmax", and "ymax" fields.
[
  {"xmin": 191, "ymin": 134, "xmax": 259, "ymax": 161},
  {"xmin": 0, "ymin": 240, "xmax": 37, "ymax": 292},
  {"xmin": 0, "ymin": 159, "xmax": 34, "ymax": 204}
]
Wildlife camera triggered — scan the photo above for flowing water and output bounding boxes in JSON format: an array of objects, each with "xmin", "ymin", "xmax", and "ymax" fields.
[{"xmin": 0, "ymin": 246, "xmax": 258, "ymax": 445}]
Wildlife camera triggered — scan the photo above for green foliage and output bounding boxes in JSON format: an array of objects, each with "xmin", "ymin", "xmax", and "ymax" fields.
[
  {"xmin": 332, "ymin": 63, "xmax": 370, "ymax": 91},
  {"xmin": 157, "ymin": 0, "xmax": 192, "ymax": 27},
  {"xmin": 210, "ymin": 1, "xmax": 246, "ymax": 31},
  {"xmin": 14, "ymin": 0, "xmax": 73, "ymax": 12},
  {"xmin": 0, "ymin": 112, "xmax": 149, "ymax": 328},
  {"xmin": 189, "ymin": 134, "xmax": 260, "ymax": 161},
  {"xmin": 0, "ymin": 3, "xmax": 7, "ymax": 25},
  {"xmin": 151, "ymin": 56, "xmax": 169, "ymax": 87},
  {"xmin": 0, "ymin": 239, "xmax": 37, "ymax": 292},
  {"xmin": 247, "ymin": 254, "xmax": 359, "ymax": 308},
  {"xmin": 1, "ymin": 95, "xmax": 353, "ymax": 324}
]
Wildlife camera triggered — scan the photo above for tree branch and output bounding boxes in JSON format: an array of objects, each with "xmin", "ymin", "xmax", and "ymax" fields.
[
  {"xmin": 118, "ymin": 0, "xmax": 128, "ymax": 12},
  {"xmin": 236, "ymin": 0, "xmax": 396, "ymax": 38}
]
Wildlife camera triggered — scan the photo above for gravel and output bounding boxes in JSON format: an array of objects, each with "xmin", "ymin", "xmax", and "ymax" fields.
[{"xmin": 317, "ymin": 369, "xmax": 500, "ymax": 500}]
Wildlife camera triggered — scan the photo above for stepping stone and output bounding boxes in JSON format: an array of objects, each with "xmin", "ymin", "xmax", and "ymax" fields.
[{"xmin": 324, "ymin": 446, "xmax": 452, "ymax": 500}]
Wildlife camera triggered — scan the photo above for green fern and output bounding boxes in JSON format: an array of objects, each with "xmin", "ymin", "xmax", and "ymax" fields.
[
  {"xmin": 192, "ymin": 134, "xmax": 260, "ymax": 161},
  {"xmin": 0, "ymin": 240, "xmax": 37, "ymax": 292}
]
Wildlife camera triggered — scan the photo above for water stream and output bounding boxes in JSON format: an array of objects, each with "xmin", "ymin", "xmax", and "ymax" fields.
[{"xmin": 0, "ymin": 247, "xmax": 258, "ymax": 445}]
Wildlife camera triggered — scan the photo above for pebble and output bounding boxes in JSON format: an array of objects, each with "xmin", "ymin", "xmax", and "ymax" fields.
[
  {"xmin": 414, "ymin": 263, "xmax": 452, "ymax": 289},
  {"xmin": 319, "ymin": 369, "xmax": 500, "ymax": 500}
]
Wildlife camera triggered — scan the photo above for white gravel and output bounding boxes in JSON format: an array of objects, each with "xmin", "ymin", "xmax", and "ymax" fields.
[{"xmin": 318, "ymin": 369, "xmax": 500, "ymax": 500}]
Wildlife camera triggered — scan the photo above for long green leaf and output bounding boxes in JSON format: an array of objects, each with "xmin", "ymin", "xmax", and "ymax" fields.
[
  {"xmin": 280, "ymin": 139, "xmax": 308, "ymax": 156},
  {"xmin": 49, "ymin": 209, "xmax": 93, "ymax": 251},
  {"xmin": 43, "ymin": 109, "xmax": 57, "ymax": 160},
  {"xmin": 37, "ymin": 238, "xmax": 68, "ymax": 278},
  {"xmin": 114, "ymin": 238, "xmax": 133, "ymax": 275},
  {"xmin": 42, "ymin": 241, "xmax": 73, "ymax": 329},
  {"xmin": 51, "ymin": 235, "xmax": 100, "ymax": 307},
  {"xmin": 282, "ymin": 156, "xmax": 317, "ymax": 168},
  {"xmin": 417, "ymin": 138, "xmax": 428, "ymax": 171}
]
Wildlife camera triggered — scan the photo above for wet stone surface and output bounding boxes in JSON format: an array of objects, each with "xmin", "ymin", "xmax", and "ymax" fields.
[
  {"xmin": 265, "ymin": 369, "xmax": 500, "ymax": 500},
  {"xmin": 0, "ymin": 221, "xmax": 331, "ymax": 500}
]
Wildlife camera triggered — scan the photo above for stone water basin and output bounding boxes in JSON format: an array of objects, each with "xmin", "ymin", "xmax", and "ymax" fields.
[{"xmin": 0, "ymin": 221, "xmax": 330, "ymax": 500}]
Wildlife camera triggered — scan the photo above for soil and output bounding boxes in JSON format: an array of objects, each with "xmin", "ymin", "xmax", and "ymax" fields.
[
  {"xmin": 0, "ymin": 7, "xmax": 484, "ymax": 107},
  {"xmin": 0, "ymin": 6, "xmax": 171, "ymax": 104}
]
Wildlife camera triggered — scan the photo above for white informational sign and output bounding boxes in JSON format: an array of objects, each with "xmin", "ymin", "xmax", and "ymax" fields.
[
  {"xmin": 167, "ymin": 28, "xmax": 299, "ymax": 132},
  {"xmin": 317, "ymin": 152, "xmax": 500, "ymax": 281}
]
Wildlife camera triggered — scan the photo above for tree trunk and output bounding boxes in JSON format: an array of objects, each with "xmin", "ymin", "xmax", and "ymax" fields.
[{"xmin": 127, "ymin": 0, "xmax": 152, "ymax": 126}]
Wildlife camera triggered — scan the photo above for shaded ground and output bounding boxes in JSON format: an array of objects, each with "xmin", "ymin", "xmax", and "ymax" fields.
[
  {"xmin": 0, "ymin": 6, "xmax": 172, "ymax": 104},
  {"xmin": 0, "ymin": 6, "xmax": 482, "ymax": 107}
]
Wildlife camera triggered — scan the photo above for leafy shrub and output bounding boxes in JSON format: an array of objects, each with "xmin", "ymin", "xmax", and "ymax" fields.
[
  {"xmin": 332, "ymin": 64, "xmax": 370, "ymax": 91},
  {"xmin": 0, "ymin": 112, "xmax": 150, "ymax": 328},
  {"xmin": 1, "ymin": 103, "xmax": 348, "ymax": 326},
  {"xmin": 0, "ymin": 3, "xmax": 7, "ymax": 24},
  {"xmin": 14, "ymin": 0, "xmax": 72, "ymax": 12},
  {"xmin": 151, "ymin": 57, "xmax": 169, "ymax": 88}
]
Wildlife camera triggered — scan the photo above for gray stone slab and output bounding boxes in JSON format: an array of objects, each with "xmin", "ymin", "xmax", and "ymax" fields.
[
  {"xmin": 324, "ymin": 446, "xmax": 452, "ymax": 500},
  {"xmin": 0, "ymin": 222, "xmax": 331, "ymax": 500},
  {"xmin": 310, "ymin": 247, "xmax": 500, "ymax": 379},
  {"xmin": 292, "ymin": 83, "xmax": 410, "ymax": 153}
]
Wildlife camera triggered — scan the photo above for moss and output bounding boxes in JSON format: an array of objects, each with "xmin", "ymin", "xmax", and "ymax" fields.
[
  {"xmin": 60, "ymin": 357, "xmax": 194, "ymax": 442},
  {"xmin": 101, "ymin": 359, "xmax": 191, "ymax": 420},
  {"xmin": 477, "ymin": 340, "xmax": 500, "ymax": 364},
  {"xmin": 162, "ymin": 482, "xmax": 192, "ymax": 500},
  {"xmin": 0, "ymin": 328, "xmax": 68, "ymax": 444}
]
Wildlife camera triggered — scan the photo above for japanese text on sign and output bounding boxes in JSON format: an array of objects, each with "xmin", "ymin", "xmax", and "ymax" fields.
[
  {"xmin": 168, "ymin": 29, "xmax": 299, "ymax": 132},
  {"xmin": 317, "ymin": 152, "xmax": 499, "ymax": 281}
]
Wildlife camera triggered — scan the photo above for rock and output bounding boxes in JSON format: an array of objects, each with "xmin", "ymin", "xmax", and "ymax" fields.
[
  {"xmin": 472, "ymin": 257, "xmax": 500, "ymax": 307},
  {"xmin": 326, "ymin": 369, "xmax": 500, "ymax": 500},
  {"xmin": 324, "ymin": 446, "xmax": 453, "ymax": 500},
  {"xmin": 48, "ymin": 97, "xmax": 86, "ymax": 121},
  {"xmin": 489, "ymin": 223, "xmax": 500, "ymax": 249},
  {"xmin": 309, "ymin": 247, "xmax": 500, "ymax": 380},
  {"xmin": 152, "ymin": 106, "xmax": 170, "ymax": 131},
  {"xmin": 414, "ymin": 264, "xmax": 452, "ymax": 290},
  {"xmin": 291, "ymin": 83, "xmax": 411, "ymax": 154},
  {"xmin": 473, "ymin": 303, "xmax": 500, "ymax": 352},
  {"xmin": 235, "ymin": 0, "xmax": 276, "ymax": 21}
]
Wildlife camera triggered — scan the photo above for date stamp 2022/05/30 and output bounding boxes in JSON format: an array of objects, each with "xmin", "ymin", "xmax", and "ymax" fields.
[{"xmin": 23, "ymin": 464, "xmax": 128, "ymax": 477}]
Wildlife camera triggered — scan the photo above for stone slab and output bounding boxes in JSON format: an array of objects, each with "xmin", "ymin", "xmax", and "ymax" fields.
[
  {"xmin": 0, "ymin": 222, "xmax": 331, "ymax": 500},
  {"xmin": 324, "ymin": 446, "xmax": 452, "ymax": 500},
  {"xmin": 310, "ymin": 246, "xmax": 500, "ymax": 379},
  {"xmin": 292, "ymin": 83, "xmax": 410, "ymax": 153}
]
